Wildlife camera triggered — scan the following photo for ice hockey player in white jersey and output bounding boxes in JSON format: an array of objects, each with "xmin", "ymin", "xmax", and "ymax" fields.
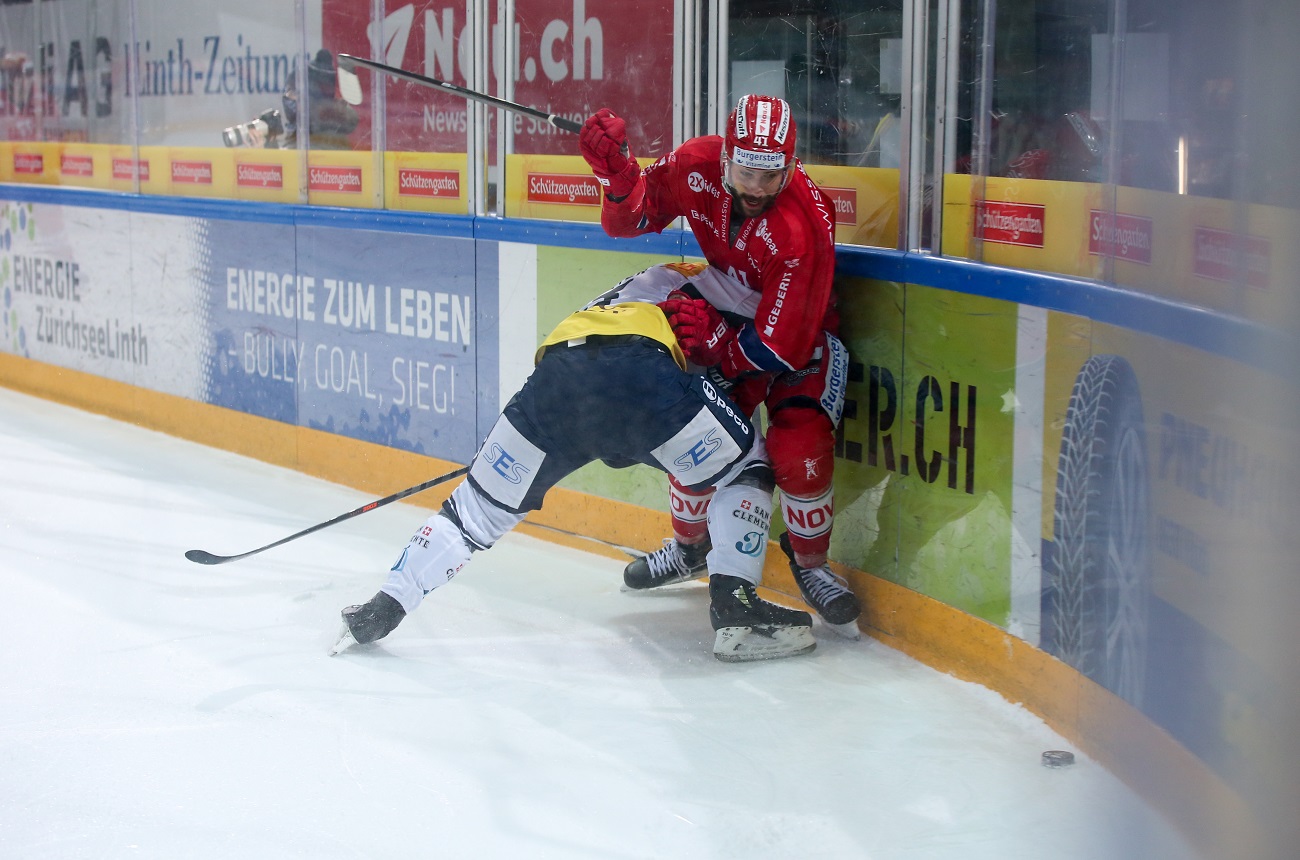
[{"xmin": 331, "ymin": 298, "xmax": 816, "ymax": 663}]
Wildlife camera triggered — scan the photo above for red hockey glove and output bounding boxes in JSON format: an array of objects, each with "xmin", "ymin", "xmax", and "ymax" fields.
[
  {"xmin": 579, "ymin": 108, "xmax": 641, "ymax": 200},
  {"xmin": 659, "ymin": 295, "xmax": 737, "ymax": 368}
]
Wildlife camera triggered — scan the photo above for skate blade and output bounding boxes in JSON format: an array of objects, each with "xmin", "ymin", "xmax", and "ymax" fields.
[
  {"xmin": 712, "ymin": 625, "xmax": 816, "ymax": 662},
  {"xmin": 328, "ymin": 625, "xmax": 359, "ymax": 657},
  {"xmin": 823, "ymin": 619, "xmax": 861, "ymax": 640},
  {"xmin": 618, "ymin": 575, "xmax": 704, "ymax": 594}
]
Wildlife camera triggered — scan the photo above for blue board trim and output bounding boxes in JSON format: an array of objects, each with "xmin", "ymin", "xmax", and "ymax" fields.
[
  {"xmin": 3, "ymin": 183, "xmax": 1289, "ymax": 374},
  {"xmin": 834, "ymin": 248, "xmax": 1290, "ymax": 375}
]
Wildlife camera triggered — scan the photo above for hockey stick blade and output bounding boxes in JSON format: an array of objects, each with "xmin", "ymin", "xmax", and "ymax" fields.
[
  {"xmin": 336, "ymin": 62, "xmax": 364, "ymax": 106},
  {"xmin": 335, "ymin": 53, "xmax": 582, "ymax": 133},
  {"xmin": 185, "ymin": 465, "xmax": 470, "ymax": 566}
]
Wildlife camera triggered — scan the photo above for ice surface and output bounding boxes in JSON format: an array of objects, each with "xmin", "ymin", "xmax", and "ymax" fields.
[{"xmin": 0, "ymin": 387, "xmax": 1194, "ymax": 859}]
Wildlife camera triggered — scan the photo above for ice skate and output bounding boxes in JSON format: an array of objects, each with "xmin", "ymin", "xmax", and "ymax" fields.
[
  {"xmin": 780, "ymin": 533, "xmax": 861, "ymax": 640},
  {"xmin": 623, "ymin": 538, "xmax": 710, "ymax": 590},
  {"xmin": 708, "ymin": 574, "xmax": 815, "ymax": 662},
  {"xmin": 328, "ymin": 591, "xmax": 406, "ymax": 656}
]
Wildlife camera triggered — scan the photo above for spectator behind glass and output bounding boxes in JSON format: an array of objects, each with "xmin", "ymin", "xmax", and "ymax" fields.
[{"xmin": 280, "ymin": 49, "xmax": 359, "ymax": 150}]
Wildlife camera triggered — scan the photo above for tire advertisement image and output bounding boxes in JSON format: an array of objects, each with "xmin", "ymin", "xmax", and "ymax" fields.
[{"xmin": 1043, "ymin": 354, "xmax": 1151, "ymax": 707}]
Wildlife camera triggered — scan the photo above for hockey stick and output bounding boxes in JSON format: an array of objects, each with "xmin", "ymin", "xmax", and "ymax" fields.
[
  {"xmin": 335, "ymin": 53, "xmax": 582, "ymax": 133},
  {"xmin": 184, "ymin": 465, "xmax": 470, "ymax": 565}
]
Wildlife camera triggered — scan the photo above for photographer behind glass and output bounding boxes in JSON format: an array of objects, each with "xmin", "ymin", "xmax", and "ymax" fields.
[{"xmin": 222, "ymin": 49, "xmax": 358, "ymax": 150}]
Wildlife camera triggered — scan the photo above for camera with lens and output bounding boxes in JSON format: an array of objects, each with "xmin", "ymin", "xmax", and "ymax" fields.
[{"xmin": 221, "ymin": 108, "xmax": 284, "ymax": 148}]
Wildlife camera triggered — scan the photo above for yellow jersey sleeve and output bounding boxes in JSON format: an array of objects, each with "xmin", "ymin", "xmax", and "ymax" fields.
[{"xmin": 536, "ymin": 302, "xmax": 688, "ymax": 370}]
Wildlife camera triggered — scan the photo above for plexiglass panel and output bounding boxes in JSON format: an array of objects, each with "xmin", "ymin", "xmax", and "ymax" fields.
[
  {"xmin": 728, "ymin": 0, "xmax": 904, "ymax": 247},
  {"xmin": 0, "ymin": 0, "xmax": 130, "ymax": 144},
  {"xmin": 0, "ymin": 0, "xmax": 134, "ymax": 188},
  {"xmin": 939, "ymin": 0, "xmax": 1299, "ymax": 327},
  {"xmin": 503, "ymin": 0, "xmax": 676, "ymax": 222}
]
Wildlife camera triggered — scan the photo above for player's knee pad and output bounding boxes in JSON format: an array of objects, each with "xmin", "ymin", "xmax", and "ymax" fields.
[
  {"xmin": 381, "ymin": 511, "xmax": 474, "ymax": 613},
  {"xmin": 709, "ymin": 432, "xmax": 773, "ymax": 493},
  {"xmin": 731, "ymin": 460, "xmax": 775, "ymax": 493},
  {"xmin": 468, "ymin": 413, "xmax": 547, "ymax": 513},
  {"xmin": 706, "ymin": 479, "xmax": 773, "ymax": 586},
  {"xmin": 443, "ymin": 482, "xmax": 527, "ymax": 551},
  {"xmin": 766, "ymin": 406, "xmax": 835, "ymax": 498}
]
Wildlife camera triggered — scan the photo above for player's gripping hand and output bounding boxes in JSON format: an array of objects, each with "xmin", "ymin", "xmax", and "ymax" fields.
[
  {"xmin": 580, "ymin": 108, "xmax": 641, "ymax": 200},
  {"xmin": 659, "ymin": 294, "xmax": 736, "ymax": 368}
]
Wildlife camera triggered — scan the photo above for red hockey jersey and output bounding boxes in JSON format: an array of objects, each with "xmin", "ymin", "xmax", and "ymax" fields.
[{"xmin": 600, "ymin": 136, "xmax": 837, "ymax": 374}]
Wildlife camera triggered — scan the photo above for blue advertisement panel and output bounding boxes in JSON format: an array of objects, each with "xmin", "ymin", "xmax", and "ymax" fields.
[
  {"xmin": 202, "ymin": 219, "xmax": 487, "ymax": 462},
  {"xmin": 0, "ymin": 197, "xmax": 492, "ymax": 465},
  {"xmin": 200, "ymin": 219, "xmax": 301, "ymax": 426}
]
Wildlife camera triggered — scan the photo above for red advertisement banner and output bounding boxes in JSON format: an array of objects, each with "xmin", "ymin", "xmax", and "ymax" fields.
[
  {"xmin": 397, "ymin": 168, "xmax": 461, "ymax": 198},
  {"xmin": 322, "ymin": 0, "xmax": 675, "ymax": 157},
  {"xmin": 974, "ymin": 200, "xmax": 1046, "ymax": 248},
  {"xmin": 1193, "ymin": 227, "xmax": 1271, "ymax": 288},
  {"xmin": 308, "ymin": 165, "xmax": 364, "ymax": 193},
  {"xmin": 820, "ymin": 186, "xmax": 858, "ymax": 226},
  {"xmin": 526, "ymin": 172, "xmax": 601, "ymax": 205},
  {"xmin": 112, "ymin": 158, "xmax": 150, "ymax": 182},
  {"xmin": 12, "ymin": 153, "xmax": 43, "ymax": 175},
  {"xmin": 236, "ymin": 163, "xmax": 285, "ymax": 189},
  {"xmin": 60, "ymin": 154, "xmax": 95, "ymax": 178},
  {"xmin": 171, "ymin": 160, "xmax": 214, "ymax": 185},
  {"xmin": 1088, "ymin": 210, "xmax": 1153, "ymax": 264}
]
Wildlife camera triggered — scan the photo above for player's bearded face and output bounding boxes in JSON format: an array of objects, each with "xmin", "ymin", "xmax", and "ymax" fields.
[{"xmin": 727, "ymin": 164, "xmax": 790, "ymax": 217}]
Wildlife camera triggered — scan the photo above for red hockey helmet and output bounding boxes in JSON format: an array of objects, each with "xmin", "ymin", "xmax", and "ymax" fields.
[{"xmin": 722, "ymin": 95, "xmax": 797, "ymax": 199}]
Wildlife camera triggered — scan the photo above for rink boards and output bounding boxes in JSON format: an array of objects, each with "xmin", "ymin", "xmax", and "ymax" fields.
[{"xmin": 1, "ymin": 184, "xmax": 1293, "ymax": 859}]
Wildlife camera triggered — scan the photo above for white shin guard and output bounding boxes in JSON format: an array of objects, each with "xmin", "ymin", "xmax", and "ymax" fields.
[
  {"xmin": 380, "ymin": 513, "xmax": 474, "ymax": 614},
  {"xmin": 705, "ymin": 480, "xmax": 772, "ymax": 586}
]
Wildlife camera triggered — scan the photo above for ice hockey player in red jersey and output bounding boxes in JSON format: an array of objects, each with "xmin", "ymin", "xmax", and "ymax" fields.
[{"xmin": 579, "ymin": 94, "xmax": 861, "ymax": 638}]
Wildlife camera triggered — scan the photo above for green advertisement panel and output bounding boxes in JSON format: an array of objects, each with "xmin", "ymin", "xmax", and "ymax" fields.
[
  {"xmin": 536, "ymin": 244, "xmax": 690, "ymax": 510},
  {"xmin": 835, "ymin": 280, "xmax": 1021, "ymax": 626}
]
